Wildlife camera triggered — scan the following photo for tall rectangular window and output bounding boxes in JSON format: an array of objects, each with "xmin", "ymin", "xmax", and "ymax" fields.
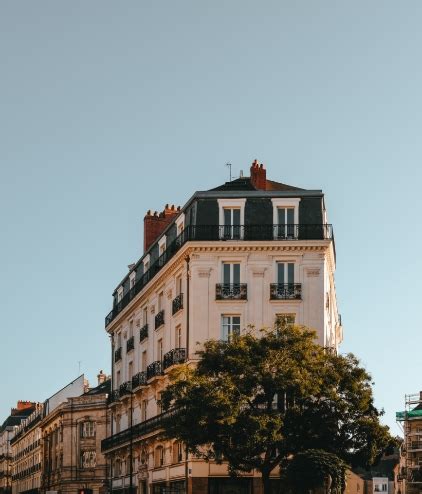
[
  {"xmin": 223, "ymin": 263, "xmax": 240, "ymax": 284},
  {"xmin": 142, "ymin": 351, "xmax": 147, "ymax": 372},
  {"xmin": 221, "ymin": 316, "xmax": 240, "ymax": 341},
  {"xmin": 128, "ymin": 361, "xmax": 133, "ymax": 380},
  {"xmin": 158, "ymin": 292, "xmax": 164, "ymax": 312},
  {"xmin": 142, "ymin": 399, "xmax": 148, "ymax": 422},
  {"xmin": 277, "ymin": 262, "xmax": 294, "ymax": 285},
  {"xmin": 176, "ymin": 275, "xmax": 182, "ymax": 296},
  {"xmin": 223, "ymin": 208, "xmax": 241, "ymax": 239},
  {"xmin": 175, "ymin": 325, "xmax": 182, "ymax": 349},
  {"xmin": 157, "ymin": 339, "xmax": 163, "ymax": 361},
  {"xmin": 276, "ymin": 207, "xmax": 295, "ymax": 238},
  {"xmin": 142, "ymin": 307, "xmax": 148, "ymax": 326}
]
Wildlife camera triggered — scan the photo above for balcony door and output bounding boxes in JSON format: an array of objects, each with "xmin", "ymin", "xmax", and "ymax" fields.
[
  {"xmin": 276, "ymin": 207, "xmax": 295, "ymax": 239},
  {"xmin": 277, "ymin": 262, "xmax": 294, "ymax": 285},
  {"xmin": 223, "ymin": 208, "xmax": 241, "ymax": 239},
  {"xmin": 223, "ymin": 263, "xmax": 240, "ymax": 285}
]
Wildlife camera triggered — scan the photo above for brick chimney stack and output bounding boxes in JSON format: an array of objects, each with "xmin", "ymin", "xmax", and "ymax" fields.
[
  {"xmin": 97, "ymin": 370, "xmax": 107, "ymax": 385},
  {"xmin": 11, "ymin": 401, "xmax": 36, "ymax": 416},
  {"xmin": 250, "ymin": 159, "xmax": 267, "ymax": 190},
  {"xmin": 144, "ymin": 204, "xmax": 180, "ymax": 253}
]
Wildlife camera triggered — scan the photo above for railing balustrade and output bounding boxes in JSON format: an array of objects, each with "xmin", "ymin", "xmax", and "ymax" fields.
[
  {"xmin": 126, "ymin": 336, "xmax": 134, "ymax": 352},
  {"xmin": 132, "ymin": 371, "xmax": 147, "ymax": 389},
  {"xmin": 215, "ymin": 283, "xmax": 247, "ymax": 300},
  {"xmin": 163, "ymin": 348, "xmax": 186, "ymax": 370},
  {"xmin": 105, "ymin": 224, "xmax": 333, "ymax": 326},
  {"xmin": 139, "ymin": 324, "xmax": 148, "ymax": 342},
  {"xmin": 155, "ymin": 310, "xmax": 165, "ymax": 329},
  {"xmin": 270, "ymin": 283, "xmax": 302, "ymax": 300},
  {"xmin": 172, "ymin": 293, "xmax": 183, "ymax": 315},
  {"xmin": 147, "ymin": 361, "xmax": 163, "ymax": 380},
  {"xmin": 114, "ymin": 347, "xmax": 122, "ymax": 362}
]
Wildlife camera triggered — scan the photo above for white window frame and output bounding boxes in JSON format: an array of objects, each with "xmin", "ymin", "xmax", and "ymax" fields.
[
  {"xmin": 271, "ymin": 198, "xmax": 301, "ymax": 239},
  {"xmin": 175, "ymin": 213, "xmax": 185, "ymax": 236},
  {"xmin": 218, "ymin": 199, "xmax": 246, "ymax": 239},
  {"xmin": 143, "ymin": 254, "xmax": 150, "ymax": 273},
  {"xmin": 158, "ymin": 236, "xmax": 166, "ymax": 256},
  {"xmin": 221, "ymin": 315, "xmax": 241, "ymax": 341},
  {"xmin": 221, "ymin": 262, "xmax": 241, "ymax": 284},
  {"xmin": 117, "ymin": 286, "xmax": 124, "ymax": 302},
  {"xmin": 129, "ymin": 272, "xmax": 136, "ymax": 289}
]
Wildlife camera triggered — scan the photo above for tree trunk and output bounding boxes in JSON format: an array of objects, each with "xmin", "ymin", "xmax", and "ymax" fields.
[{"xmin": 261, "ymin": 471, "xmax": 271, "ymax": 494}]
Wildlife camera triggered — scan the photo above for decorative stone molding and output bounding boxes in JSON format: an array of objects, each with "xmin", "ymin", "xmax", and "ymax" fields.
[
  {"xmin": 306, "ymin": 268, "xmax": 320, "ymax": 277},
  {"xmin": 252, "ymin": 268, "xmax": 266, "ymax": 277},
  {"xmin": 166, "ymin": 288, "xmax": 173, "ymax": 300},
  {"xmin": 198, "ymin": 268, "xmax": 212, "ymax": 278}
]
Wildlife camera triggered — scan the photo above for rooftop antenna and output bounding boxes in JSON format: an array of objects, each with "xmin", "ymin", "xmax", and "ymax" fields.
[{"xmin": 226, "ymin": 163, "xmax": 232, "ymax": 182}]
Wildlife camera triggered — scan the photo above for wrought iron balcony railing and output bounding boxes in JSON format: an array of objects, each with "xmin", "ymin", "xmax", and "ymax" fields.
[
  {"xmin": 105, "ymin": 224, "xmax": 334, "ymax": 326},
  {"xmin": 216, "ymin": 283, "xmax": 247, "ymax": 300},
  {"xmin": 119, "ymin": 381, "xmax": 132, "ymax": 398},
  {"xmin": 101, "ymin": 409, "xmax": 179, "ymax": 452},
  {"xmin": 163, "ymin": 348, "xmax": 186, "ymax": 370},
  {"xmin": 108, "ymin": 389, "xmax": 120, "ymax": 404},
  {"xmin": 139, "ymin": 323, "xmax": 148, "ymax": 342},
  {"xmin": 132, "ymin": 371, "xmax": 147, "ymax": 389},
  {"xmin": 409, "ymin": 441, "xmax": 422, "ymax": 451},
  {"xmin": 172, "ymin": 293, "xmax": 183, "ymax": 315},
  {"xmin": 114, "ymin": 347, "xmax": 122, "ymax": 362},
  {"xmin": 155, "ymin": 310, "xmax": 165, "ymax": 329},
  {"xmin": 126, "ymin": 336, "xmax": 134, "ymax": 352},
  {"xmin": 270, "ymin": 283, "xmax": 302, "ymax": 300},
  {"xmin": 147, "ymin": 361, "xmax": 163, "ymax": 380}
]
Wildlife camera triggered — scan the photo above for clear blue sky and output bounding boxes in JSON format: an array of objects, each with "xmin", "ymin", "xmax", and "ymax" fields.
[{"xmin": 1, "ymin": 1, "xmax": 420, "ymax": 435}]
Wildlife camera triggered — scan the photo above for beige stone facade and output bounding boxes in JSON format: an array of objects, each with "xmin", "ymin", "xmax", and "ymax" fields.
[
  {"xmin": 102, "ymin": 165, "xmax": 342, "ymax": 494},
  {"xmin": 40, "ymin": 382, "xmax": 110, "ymax": 494}
]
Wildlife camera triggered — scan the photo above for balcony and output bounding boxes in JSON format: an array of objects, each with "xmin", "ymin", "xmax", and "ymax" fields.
[
  {"xmin": 216, "ymin": 283, "xmax": 247, "ymax": 300},
  {"xmin": 105, "ymin": 224, "xmax": 333, "ymax": 327},
  {"xmin": 132, "ymin": 371, "xmax": 147, "ymax": 389},
  {"xmin": 119, "ymin": 381, "xmax": 132, "ymax": 398},
  {"xmin": 163, "ymin": 348, "xmax": 186, "ymax": 370},
  {"xmin": 108, "ymin": 389, "xmax": 120, "ymax": 404},
  {"xmin": 155, "ymin": 310, "xmax": 165, "ymax": 329},
  {"xmin": 114, "ymin": 347, "xmax": 122, "ymax": 363},
  {"xmin": 172, "ymin": 293, "xmax": 183, "ymax": 315},
  {"xmin": 270, "ymin": 283, "xmax": 302, "ymax": 300},
  {"xmin": 101, "ymin": 409, "xmax": 179, "ymax": 452},
  {"xmin": 147, "ymin": 361, "xmax": 163, "ymax": 380},
  {"xmin": 139, "ymin": 323, "xmax": 148, "ymax": 342},
  {"xmin": 126, "ymin": 336, "xmax": 134, "ymax": 352}
]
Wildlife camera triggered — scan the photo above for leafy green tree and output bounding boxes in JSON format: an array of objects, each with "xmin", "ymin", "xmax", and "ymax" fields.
[{"xmin": 161, "ymin": 325, "xmax": 393, "ymax": 494}]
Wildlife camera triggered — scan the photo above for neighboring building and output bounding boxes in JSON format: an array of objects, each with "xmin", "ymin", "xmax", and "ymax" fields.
[
  {"xmin": 40, "ymin": 372, "xmax": 111, "ymax": 494},
  {"xmin": 10, "ymin": 404, "xmax": 44, "ymax": 494},
  {"xmin": 396, "ymin": 393, "xmax": 422, "ymax": 494},
  {"xmin": 0, "ymin": 402, "xmax": 36, "ymax": 494},
  {"xmin": 101, "ymin": 160, "xmax": 342, "ymax": 494}
]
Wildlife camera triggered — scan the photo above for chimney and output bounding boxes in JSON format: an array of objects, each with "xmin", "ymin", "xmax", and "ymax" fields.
[
  {"xmin": 250, "ymin": 159, "xmax": 267, "ymax": 190},
  {"xmin": 11, "ymin": 401, "xmax": 36, "ymax": 415},
  {"xmin": 97, "ymin": 370, "xmax": 107, "ymax": 386},
  {"xmin": 144, "ymin": 204, "xmax": 180, "ymax": 252}
]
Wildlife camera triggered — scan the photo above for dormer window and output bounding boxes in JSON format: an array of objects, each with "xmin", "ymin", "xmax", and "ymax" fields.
[
  {"xmin": 218, "ymin": 199, "xmax": 246, "ymax": 240},
  {"xmin": 117, "ymin": 286, "xmax": 124, "ymax": 303},
  {"xmin": 129, "ymin": 272, "xmax": 136, "ymax": 289},
  {"xmin": 175, "ymin": 213, "xmax": 185, "ymax": 236},
  {"xmin": 271, "ymin": 199, "xmax": 300, "ymax": 239},
  {"xmin": 143, "ymin": 255, "xmax": 150, "ymax": 273},
  {"xmin": 158, "ymin": 237, "xmax": 166, "ymax": 266}
]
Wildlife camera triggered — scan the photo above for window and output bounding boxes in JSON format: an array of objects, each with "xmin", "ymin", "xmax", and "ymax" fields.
[
  {"xmin": 117, "ymin": 286, "xmax": 123, "ymax": 302},
  {"xmin": 156, "ymin": 392, "xmax": 162, "ymax": 414},
  {"xmin": 277, "ymin": 262, "xmax": 294, "ymax": 285},
  {"xmin": 218, "ymin": 199, "xmax": 246, "ymax": 239},
  {"xmin": 175, "ymin": 325, "xmax": 182, "ymax": 349},
  {"xmin": 223, "ymin": 263, "xmax": 240, "ymax": 285},
  {"xmin": 176, "ymin": 213, "xmax": 185, "ymax": 237},
  {"xmin": 143, "ymin": 255, "xmax": 150, "ymax": 273},
  {"xmin": 115, "ymin": 415, "xmax": 121, "ymax": 433},
  {"xmin": 116, "ymin": 331, "xmax": 122, "ymax": 348},
  {"xmin": 275, "ymin": 314, "xmax": 295, "ymax": 329},
  {"xmin": 114, "ymin": 458, "xmax": 121, "ymax": 476},
  {"xmin": 176, "ymin": 275, "xmax": 182, "ymax": 296},
  {"xmin": 129, "ymin": 272, "xmax": 136, "ymax": 289},
  {"xmin": 142, "ymin": 307, "xmax": 148, "ymax": 326},
  {"xmin": 128, "ymin": 361, "xmax": 133, "ymax": 380},
  {"xmin": 80, "ymin": 450, "xmax": 96, "ymax": 468},
  {"xmin": 158, "ymin": 237, "xmax": 166, "ymax": 266},
  {"xmin": 154, "ymin": 446, "xmax": 164, "ymax": 468},
  {"xmin": 116, "ymin": 370, "xmax": 121, "ymax": 387},
  {"xmin": 158, "ymin": 292, "xmax": 164, "ymax": 312},
  {"xmin": 173, "ymin": 441, "xmax": 183, "ymax": 464},
  {"xmin": 221, "ymin": 316, "xmax": 240, "ymax": 341},
  {"xmin": 142, "ymin": 399, "xmax": 148, "ymax": 422},
  {"xmin": 80, "ymin": 421, "xmax": 96, "ymax": 438},
  {"xmin": 157, "ymin": 339, "xmax": 163, "ymax": 361},
  {"xmin": 271, "ymin": 198, "xmax": 300, "ymax": 239},
  {"xmin": 142, "ymin": 351, "xmax": 147, "ymax": 372},
  {"xmin": 128, "ymin": 320, "xmax": 133, "ymax": 338}
]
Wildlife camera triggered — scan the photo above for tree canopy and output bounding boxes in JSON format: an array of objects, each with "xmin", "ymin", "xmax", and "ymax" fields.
[{"xmin": 161, "ymin": 325, "xmax": 394, "ymax": 494}]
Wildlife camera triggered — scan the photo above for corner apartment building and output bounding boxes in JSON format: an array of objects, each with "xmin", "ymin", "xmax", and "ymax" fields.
[
  {"xmin": 101, "ymin": 160, "xmax": 342, "ymax": 494},
  {"xmin": 0, "ymin": 403, "xmax": 37, "ymax": 494}
]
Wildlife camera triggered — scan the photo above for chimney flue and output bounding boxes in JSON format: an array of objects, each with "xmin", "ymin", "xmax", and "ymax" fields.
[{"xmin": 250, "ymin": 160, "xmax": 267, "ymax": 190}]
